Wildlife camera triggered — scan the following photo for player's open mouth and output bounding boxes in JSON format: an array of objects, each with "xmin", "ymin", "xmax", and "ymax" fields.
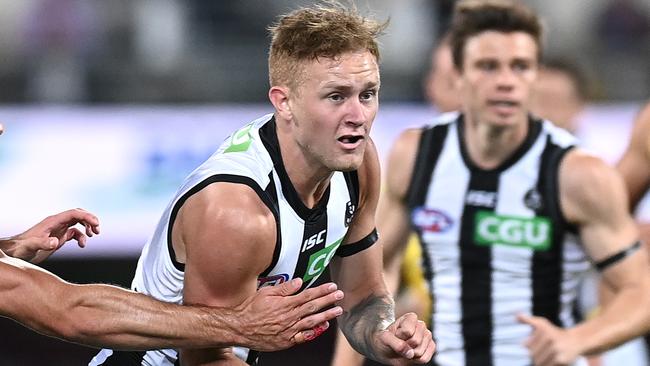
[
  {"xmin": 488, "ymin": 100, "xmax": 519, "ymax": 115},
  {"xmin": 337, "ymin": 135, "xmax": 364, "ymax": 149}
]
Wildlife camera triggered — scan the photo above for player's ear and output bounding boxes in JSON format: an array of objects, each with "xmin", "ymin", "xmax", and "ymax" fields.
[{"xmin": 269, "ymin": 86, "xmax": 292, "ymax": 121}]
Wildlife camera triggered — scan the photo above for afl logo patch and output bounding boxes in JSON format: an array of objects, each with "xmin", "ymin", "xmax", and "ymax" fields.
[
  {"xmin": 257, "ymin": 273, "xmax": 289, "ymax": 288},
  {"xmin": 412, "ymin": 207, "xmax": 453, "ymax": 233}
]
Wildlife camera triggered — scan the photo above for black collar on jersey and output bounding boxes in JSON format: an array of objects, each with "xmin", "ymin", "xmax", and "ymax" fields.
[
  {"xmin": 259, "ymin": 116, "xmax": 332, "ymax": 222},
  {"xmin": 457, "ymin": 114, "xmax": 543, "ymax": 173}
]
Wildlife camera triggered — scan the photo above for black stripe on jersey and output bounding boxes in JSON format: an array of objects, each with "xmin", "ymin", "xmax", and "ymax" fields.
[
  {"xmin": 531, "ymin": 136, "xmax": 574, "ymax": 326},
  {"xmin": 343, "ymin": 170, "xmax": 360, "ymax": 215},
  {"xmin": 246, "ymin": 350, "xmax": 259, "ymax": 365},
  {"xmin": 99, "ymin": 350, "xmax": 146, "ymax": 365},
  {"xmin": 342, "ymin": 171, "xmax": 360, "ymax": 228},
  {"xmin": 459, "ymin": 170, "xmax": 499, "ymax": 366},
  {"xmin": 260, "ymin": 171, "xmax": 281, "ymax": 277},
  {"xmin": 259, "ymin": 116, "xmax": 332, "ymax": 221},
  {"xmin": 293, "ymin": 199, "xmax": 330, "ymax": 291},
  {"xmin": 166, "ymin": 174, "xmax": 279, "ymax": 272},
  {"xmin": 406, "ymin": 124, "xmax": 449, "ymax": 210}
]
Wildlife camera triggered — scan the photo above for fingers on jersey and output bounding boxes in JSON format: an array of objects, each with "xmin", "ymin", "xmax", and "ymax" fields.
[
  {"xmin": 291, "ymin": 282, "xmax": 344, "ymax": 320},
  {"xmin": 274, "ymin": 277, "xmax": 303, "ymax": 296},
  {"xmin": 294, "ymin": 321, "xmax": 330, "ymax": 343},
  {"xmin": 260, "ymin": 279, "xmax": 344, "ymax": 345}
]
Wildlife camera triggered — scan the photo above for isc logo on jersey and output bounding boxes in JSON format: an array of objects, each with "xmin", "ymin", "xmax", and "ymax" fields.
[
  {"xmin": 412, "ymin": 207, "xmax": 453, "ymax": 233},
  {"xmin": 474, "ymin": 211, "xmax": 552, "ymax": 250},
  {"xmin": 302, "ymin": 229, "xmax": 327, "ymax": 252}
]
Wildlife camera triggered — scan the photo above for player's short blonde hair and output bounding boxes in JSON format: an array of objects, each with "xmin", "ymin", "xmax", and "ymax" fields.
[{"xmin": 268, "ymin": 1, "xmax": 387, "ymax": 90}]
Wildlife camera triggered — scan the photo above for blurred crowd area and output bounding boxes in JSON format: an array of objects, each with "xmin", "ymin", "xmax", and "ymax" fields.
[{"xmin": 0, "ymin": 0, "xmax": 648, "ymax": 104}]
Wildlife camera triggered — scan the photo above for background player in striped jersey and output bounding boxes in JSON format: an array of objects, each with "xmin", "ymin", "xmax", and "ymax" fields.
[
  {"xmin": 340, "ymin": 0, "xmax": 650, "ymax": 365},
  {"xmin": 0, "ymin": 123, "xmax": 345, "ymax": 354},
  {"xmin": 90, "ymin": 2, "xmax": 434, "ymax": 365}
]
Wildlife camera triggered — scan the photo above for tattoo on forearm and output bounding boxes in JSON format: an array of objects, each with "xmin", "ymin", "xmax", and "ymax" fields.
[{"xmin": 340, "ymin": 294, "xmax": 395, "ymax": 361}]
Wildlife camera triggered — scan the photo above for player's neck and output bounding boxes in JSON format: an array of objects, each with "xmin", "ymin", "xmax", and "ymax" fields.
[
  {"xmin": 462, "ymin": 114, "xmax": 528, "ymax": 170},
  {"xmin": 276, "ymin": 131, "xmax": 333, "ymax": 209}
]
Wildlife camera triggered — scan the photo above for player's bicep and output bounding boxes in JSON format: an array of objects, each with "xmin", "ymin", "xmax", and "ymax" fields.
[
  {"xmin": 175, "ymin": 184, "xmax": 275, "ymax": 365},
  {"xmin": 179, "ymin": 183, "xmax": 275, "ymax": 305},
  {"xmin": 562, "ymin": 152, "xmax": 639, "ymax": 264}
]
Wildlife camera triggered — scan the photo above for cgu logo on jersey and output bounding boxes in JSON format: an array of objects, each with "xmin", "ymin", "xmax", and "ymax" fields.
[
  {"xmin": 303, "ymin": 237, "xmax": 343, "ymax": 283},
  {"xmin": 224, "ymin": 123, "xmax": 254, "ymax": 153},
  {"xmin": 474, "ymin": 211, "xmax": 552, "ymax": 251},
  {"xmin": 412, "ymin": 207, "xmax": 453, "ymax": 233},
  {"xmin": 257, "ymin": 273, "xmax": 289, "ymax": 288}
]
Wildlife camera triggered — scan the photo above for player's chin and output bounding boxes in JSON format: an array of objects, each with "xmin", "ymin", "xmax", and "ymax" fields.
[{"xmin": 330, "ymin": 155, "xmax": 364, "ymax": 172}]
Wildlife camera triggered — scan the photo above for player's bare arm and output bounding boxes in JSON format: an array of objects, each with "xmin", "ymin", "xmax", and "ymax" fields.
[
  {"xmin": 520, "ymin": 150, "xmax": 650, "ymax": 365},
  {"xmin": 0, "ymin": 248, "xmax": 343, "ymax": 351},
  {"xmin": 616, "ymin": 102, "xmax": 650, "ymax": 259},
  {"xmin": 617, "ymin": 103, "xmax": 650, "ymax": 209},
  {"xmin": 175, "ymin": 182, "xmax": 280, "ymax": 365},
  {"xmin": 331, "ymin": 139, "xmax": 434, "ymax": 365},
  {"xmin": 381, "ymin": 128, "xmax": 425, "ymax": 284}
]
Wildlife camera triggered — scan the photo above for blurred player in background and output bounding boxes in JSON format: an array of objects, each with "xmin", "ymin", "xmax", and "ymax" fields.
[{"xmin": 531, "ymin": 59, "xmax": 588, "ymax": 133}]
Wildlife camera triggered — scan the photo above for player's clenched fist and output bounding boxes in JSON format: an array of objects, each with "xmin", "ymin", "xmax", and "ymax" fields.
[{"xmin": 374, "ymin": 312, "xmax": 435, "ymax": 365}]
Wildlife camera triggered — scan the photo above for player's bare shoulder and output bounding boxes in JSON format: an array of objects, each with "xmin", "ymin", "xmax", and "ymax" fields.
[
  {"xmin": 560, "ymin": 149, "xmax": 630, "ymax": 224},
  {"xmin": 173, "ymin": 182, "xmax": 276, "ymax": 273},
  {"xmin": 385, "ymin": 128, "xmax": 424, "ymax": 201}
]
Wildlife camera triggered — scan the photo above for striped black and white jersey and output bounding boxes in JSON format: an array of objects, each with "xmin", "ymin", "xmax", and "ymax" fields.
[
  {"xmin": 89, "ymin": 113, "xmax": 360, "ymax": 366},
  {"xmin": 407, "ymin": 112, "xmax": 590, "ymax": 366}
]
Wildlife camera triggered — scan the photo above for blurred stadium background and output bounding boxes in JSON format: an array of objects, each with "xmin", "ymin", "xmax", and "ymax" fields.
[{"xmin": 0, "ymin": 0, "xmax": 649, "ymax": 365}]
